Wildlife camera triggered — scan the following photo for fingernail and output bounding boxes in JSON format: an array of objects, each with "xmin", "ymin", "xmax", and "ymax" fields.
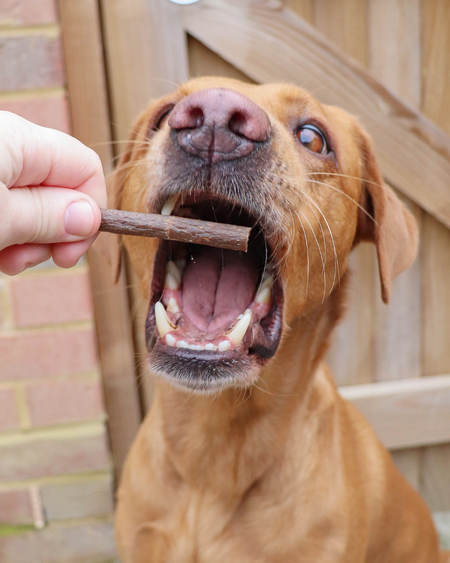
[{"xmin": 64, "ymin": 201, "xmax": 95, "ymax": 237}]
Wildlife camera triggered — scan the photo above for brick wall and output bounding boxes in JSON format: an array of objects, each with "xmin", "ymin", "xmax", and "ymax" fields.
[{"xmin": 0, "ymin": 2, "xmax": 118, "ymax": 561}]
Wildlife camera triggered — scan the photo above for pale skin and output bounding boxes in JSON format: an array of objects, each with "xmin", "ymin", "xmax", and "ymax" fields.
[{"xmin": 0, "ymin": 111, "xmax": 107, "ymax": 275}]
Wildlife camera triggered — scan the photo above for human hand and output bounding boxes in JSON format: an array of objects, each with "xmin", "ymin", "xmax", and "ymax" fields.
[{"xmin": 0, "ymin": 111, "xmax": 107, "ymax": 275}]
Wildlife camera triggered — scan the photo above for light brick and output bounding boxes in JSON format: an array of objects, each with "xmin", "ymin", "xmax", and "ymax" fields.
[
  {"xmin": 0, "ymin": 0, "xmax": 57, "ymax": 26},
  {"xmin": 0, "ymin": 521, "xmax": 118, "ymax": 563},
  {"xmin": 41, "ymin": 476, "xmax": 113, "ymax": 521},
  {"xmin": 10, "ymin": 271, "xmax": 93, "ymax": 328},
  {"xmin": 0, "ymin": 328, "xmax": 98, "ymax": 381},
  {"xmin": 0, "ymin": 489, "xmax": 34, "ymax": 525},
  {"xmin": 0, "ymin": 35, "xmax": 64, "ymax": 93},
  {"xmin": 0, "ymin": 95, "xmax": 71, "ymax": 134},
  {"xmin": 0, "ymin": 432, "xmax": 110, "ymax": 482},
  {"xmin": 26, "ymin": 378, "xmax": 104, "ymax": 427},
  {"xmin": 0, "ymin": 388, "xmax": 20, "ymax": 431}
]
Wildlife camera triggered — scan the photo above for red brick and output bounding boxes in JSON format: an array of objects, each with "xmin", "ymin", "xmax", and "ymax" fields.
[
  {"xmin": 0, "ymin": 95, "xmax": 71, "ymax": 134},
  {"xmin": 0, "ymin": 388, "xmax": 20, "ymax": 431},
  {"xmin": 0, "ymin": 0, "xmax": 57, "ymax": 26},
  {"xmin": 0, "ymin": 328, "xmax": 98, "ymax": 381},
  {"xmin": 10, "ymin": 271, "xmax": 93, "ymax": 328},
  {"xmin": 26, "ymin": 378, "xmax": 104, "ymax": 427},
  {"xmin": 0, "ymin": 35, "xmax": 64, "ymax": 93},
  {"xmin": 0, "ymin": 432, "xmax": 110, "ymax": 482},
  {"xmin": 0, "ymin": 489, "xmax": 33, "ymax": 525},
  {"xmin": 0, "ymin": 521, "xmax": 118, "ymax": 563}
]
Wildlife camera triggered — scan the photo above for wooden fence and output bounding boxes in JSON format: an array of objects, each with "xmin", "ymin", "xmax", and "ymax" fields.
[{"xmin": 59, "ymin": 0, "xmax": 450, "ymax": 512}]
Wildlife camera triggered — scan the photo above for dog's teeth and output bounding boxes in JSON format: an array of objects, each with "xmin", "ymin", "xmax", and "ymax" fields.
[
  {"xmin": 161, "ymin": 194, "xmax": 179, "ymax": 216},
  {"xmin": 218, "ymin": 340, "xmax": 231, "ymax": 352},
  {"xmin": 256, "ymin": 286, "xmax": 272, "ymax": 305},
  {"xmin": 166, "ymin": 261, "xmax": 182, "ymax": 284},
  {"xmin": 260, "ymin": 273, "xmax": 274, "ymax": 291},
  {"xmin": 177, "ymin": 340, "xmax": 188, "ymax": 349},
  {"xmin": 165, "ymin": 261, "xmax": 181, "ymax": 289},
  {"xmin": 167, "ymin": 297, "xmax": 180, "ymax": 314},
  {"xmin": 204, "ymin": 343, "xmax": 217, "ymax": 351},
  {"xmin": 155, "ymin": 302, "xmax": 176, "ymax": 338},
  {"xmin": 227, "ymin": 311, "xmax": 252, "ymax": 347},
  {"xmin": 165, "ymin": 334, "xmax": 177, "ymax": 347},
  {"xmin": 195, "ymin": 345, "xmax": 205, "ymax": 351}
]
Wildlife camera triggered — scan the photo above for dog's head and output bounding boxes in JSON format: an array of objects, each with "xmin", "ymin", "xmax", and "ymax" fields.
[{"xmin": 110, "ymin": 77, "xmax": 417, "ymax": 392}]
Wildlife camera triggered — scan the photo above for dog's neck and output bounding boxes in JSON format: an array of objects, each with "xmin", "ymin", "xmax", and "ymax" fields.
[{"xmin": 150, "ymin": 282, "xmax": 346, "ymax": 502}]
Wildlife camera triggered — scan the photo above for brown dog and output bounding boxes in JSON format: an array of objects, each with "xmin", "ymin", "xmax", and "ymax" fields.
[{"xmin": 110, "ymin": 77, "xmax": 446, "ymax": 562}]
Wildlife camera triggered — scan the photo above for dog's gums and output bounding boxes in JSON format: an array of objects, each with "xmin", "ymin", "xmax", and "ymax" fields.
[{"xmin": 145, "ymin": 193, "xmax": 284, "ymax": 391}]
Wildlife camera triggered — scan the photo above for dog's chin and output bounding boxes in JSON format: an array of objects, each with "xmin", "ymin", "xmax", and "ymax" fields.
[
  {"xmin": 143, "ymin": 191, "xmax": 284, "ymax": 394},
  {"xmin": 148, "ymin": 342, "xmax": 261, "ymax": 393}
]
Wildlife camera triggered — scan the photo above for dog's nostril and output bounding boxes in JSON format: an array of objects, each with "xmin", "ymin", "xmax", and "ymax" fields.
[
  {"xmin": 228, "ymin": 112, "xmax": 246, "ymax": 136},
  {"xmin": 190, "ymin": 107, "xmax": 204, "ymax": 128}
]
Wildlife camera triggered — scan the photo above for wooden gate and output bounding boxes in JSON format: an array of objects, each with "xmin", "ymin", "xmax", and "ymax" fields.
[{"xmin": 59, "ymin": 0, "xmax": 450, "ymax": 516}]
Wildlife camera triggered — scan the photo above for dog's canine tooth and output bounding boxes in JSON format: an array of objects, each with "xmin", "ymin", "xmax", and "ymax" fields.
[
  {"xmin": 167, "ymin": 297, "xmax": 180, "ymax": 314},
  {"xmin": 218, "ymin": 340, "xmax": 231, "ymax": 352},
  {"xmin": 227, "ymin": 311, "xmax": 252, "ymax": 347},
  {"xmin": 155, "ymin": 302, "xmax": 177, "ymax": 338},
  {"xmin": 255, "ymin": 286, "xmax": 272, "ymax": 306},
  {"xmin": 165, "ymin": 334, "xmax": 177, "ymax": 347},
  {"xmin": 204, "ymin": 343, "xmax": 217, "ymax": 351},
  {"xmin": 260, "ymin": 273, "xmax": 274, "ymax": 292},
  {"xmin": 160, "ymin": 194, "xmax": 179, "ymax": 216}
]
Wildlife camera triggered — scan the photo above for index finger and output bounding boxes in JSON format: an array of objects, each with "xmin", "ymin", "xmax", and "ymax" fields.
[{"xmin": 0, "ymin": 112, "xmax": 107, "ymax": 207}]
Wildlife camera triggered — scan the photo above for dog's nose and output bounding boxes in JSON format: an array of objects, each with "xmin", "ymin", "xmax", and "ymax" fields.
[{"xmin": 168, "ymin": 88, "xmax": 271, "ymax": 163}]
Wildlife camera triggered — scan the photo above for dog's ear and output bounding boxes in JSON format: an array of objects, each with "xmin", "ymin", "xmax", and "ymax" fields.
[
  {"xmin": 354, "ymin": 128, "xmax": 418, "ymax": 304},
  {"xmin": 104, "ymin": 111, "xmax": 151, "ymax": 282}
]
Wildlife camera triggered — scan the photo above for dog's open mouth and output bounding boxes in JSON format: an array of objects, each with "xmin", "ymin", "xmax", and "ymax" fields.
[{"xmin": 145, "ymin": 191, "xmax": 284, "ymax": 390}]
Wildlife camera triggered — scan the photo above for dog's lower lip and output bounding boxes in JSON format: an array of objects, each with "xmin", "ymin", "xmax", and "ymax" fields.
[{"xmin": 145, "ymin": 195, "xmax": 284, "ymax": 385}]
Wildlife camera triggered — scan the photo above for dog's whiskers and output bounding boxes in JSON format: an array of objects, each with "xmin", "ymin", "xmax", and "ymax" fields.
[
  {"xmin": 307, "ymin": 179, "xmax": 378, "ymax": 225},
  {"xmin": 300, "ymin": 192, "xmax": 340, "ymax": 295},
  {"xmin": 294, "ymin": 208, "xmax": 326, "ymax": 301}
]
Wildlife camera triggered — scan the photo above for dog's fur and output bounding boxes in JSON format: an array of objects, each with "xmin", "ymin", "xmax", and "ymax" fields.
[{"xmin": 110, "ymin": 78, "xmax": 447, "ymax": 562}]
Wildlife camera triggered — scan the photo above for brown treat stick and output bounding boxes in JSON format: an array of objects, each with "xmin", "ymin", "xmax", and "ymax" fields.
[{"xmin": 99, "ymin": 208, "xmax": 251, "ymax": 252}]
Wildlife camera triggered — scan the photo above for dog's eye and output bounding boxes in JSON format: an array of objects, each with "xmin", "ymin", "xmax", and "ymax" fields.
[{"xmin": 295, "ymin": 125, "xmax": 328, "ymax": 154}]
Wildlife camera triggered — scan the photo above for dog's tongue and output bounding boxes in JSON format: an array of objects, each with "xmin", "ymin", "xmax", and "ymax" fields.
[{"xmin": 182, "ymin": 247, "xmax": 258, "ymax": 332}]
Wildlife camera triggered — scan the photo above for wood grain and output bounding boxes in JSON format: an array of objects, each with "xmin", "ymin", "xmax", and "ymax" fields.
[
  {"xmin": 181, "ymin": 0, "xmax": 450, "ymax": 229},
  {"xmin": 100, "ymin": 0, "xmax": 190, "ymax": 412},
  {"xmin": 58, "ymin": 0, "xmax": 142, "ymax": 480},
  {"xmin": 420, "ymin": 0, "xmax": 450, "ymax": 511},
  {"xmin": 314, "ymin": 0, "xmax": 368, "ymax": 66},
  {"xmin": 339, "ymin": 375, "xmax": 450, "ymax": 449}
]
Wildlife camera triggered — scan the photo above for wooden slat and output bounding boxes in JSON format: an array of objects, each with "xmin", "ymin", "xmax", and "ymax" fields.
[
  {"xmin": 100, "ymin": 0, "xmax": 189, "ymax": 412},
  {"xmin": 366, "ymin": 1, "xmax": 423, "ymax": 384},
  {"xmin": 100, "ymin": 0, "xmax": 189, "ymax": 151},
  {"xmin": 420, "ymin": 0, "xmax": 450, "ymax": 513},
  {"xmin": 313, "ymin": 0, "xmax": 368, "ymax": 66},
  {"xmin": 421, "ymin": 444, "xmax": 450, "ymax": 512},
  {"xmin": 58, "ymin": 0, "xmax": 142, "ymax": 481},
  {"xmin": 181, "ymin": 0, "xmax": 450, "ymax": 229},
  {"xmin": 339, "ymin": 375, "xmax": 450, "ymax": 450},
  {"xmin": 306, "ymin": 1, "xmax": 374, "ymax": 387},
  {"xmin": 187, "ymin": 35, "xmax": 255, "ymax": 84},
  {"xmin": 367, "ymin": 0, "xmax": 421, "ymax": 108}
]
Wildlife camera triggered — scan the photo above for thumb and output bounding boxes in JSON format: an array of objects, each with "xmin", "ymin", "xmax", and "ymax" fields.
[{"xmin": 1, "ymin": 185, "xmax": 101, "ymax": 250}]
